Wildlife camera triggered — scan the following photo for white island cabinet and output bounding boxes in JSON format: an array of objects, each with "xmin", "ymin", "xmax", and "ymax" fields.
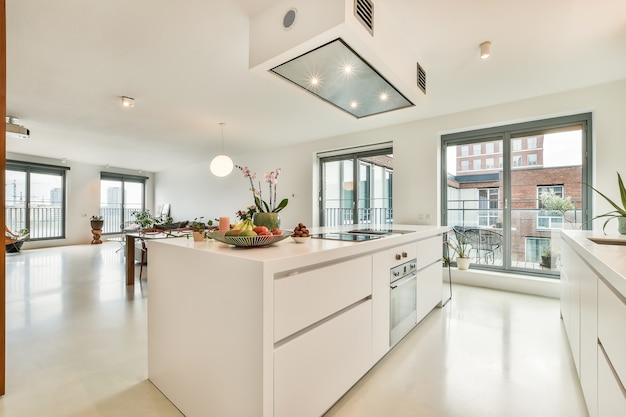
[
  {"xmin": 561, "ymin": 230, "xmax": 626, "ymax": 417},
  {"xmin": 147, "ymin": 225, "xmax": 446, "ymax": 417}
]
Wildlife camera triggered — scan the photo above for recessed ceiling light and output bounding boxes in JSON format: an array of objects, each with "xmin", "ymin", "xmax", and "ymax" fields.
[
  {"xmin": 480, "ymin": 41, "xmax": 491, "ymax": 59},
  {"xmin": 121, "ymin": 96, "xmax": 135, "ymax": 108},
  {"xmin": 350, "ymin": 100, "xmax": 358, "ymax": 109}
]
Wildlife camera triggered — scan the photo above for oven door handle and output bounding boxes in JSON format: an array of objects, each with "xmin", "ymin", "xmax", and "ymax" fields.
[{"xmin": 390, "ymin": 273, "xmax": 417, "ymax": 289}]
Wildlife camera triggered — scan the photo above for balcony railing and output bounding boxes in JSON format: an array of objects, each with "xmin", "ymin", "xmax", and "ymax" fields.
[
  {"xmin": 446, "ymin": 198, "xmax": 584, "ymax": 272},
  {"xmin": 6, "ymin": 207, "xmax": 63, "ymax": 239},
  {"xmin": 323, "ymin": 207, "xmax": 393, "ymax": 227}
]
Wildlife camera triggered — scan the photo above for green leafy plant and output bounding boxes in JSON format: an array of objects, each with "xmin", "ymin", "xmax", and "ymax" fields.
[
  {"xmin": 132, "ymin": 210, "xmax": 159, "ymax": 229},
  {"xmin": 587, "ymin": 171, "xmax": 626, "ymax": 233},
  {"xmin": 189, "ymin": 217, "xmax": 206, "ymax": 231},
  {"xmin": 539, "ymin": 191, "xmax": 575, "ymax": 217},
  {"xmin": 446, "ymin": 235, "xmax": 471, "ymax": 259}
]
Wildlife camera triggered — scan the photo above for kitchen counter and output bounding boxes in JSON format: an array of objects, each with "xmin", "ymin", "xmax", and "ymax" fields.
[
  {"xmin": 560, "ymin": 230, "xmax": 626, "ymax": 295},
  {"xmin": 146, "ymin": 224, "xmax": 448, "ymax": 417}
]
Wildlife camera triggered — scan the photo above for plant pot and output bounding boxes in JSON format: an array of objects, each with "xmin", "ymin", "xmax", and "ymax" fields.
[
  {"xmin": 618, "ymin": 217, "xmax": 626, "ymax": 235},
  {"xmin": 253, "ymin": 212, "xmax": 281, "ymax": 230},
  {"xmin": 90, "ymin": 220, "xmax": 104, "ymax": 230},
  {"xmin": 456, "ymin": 257, "xmax": 471, "ymax": 270},
  {"xmin": 541, "ymin": 255, "xmax": 558, "ymax": 269},
  {"xmin": 192, "ymin": 231, "xmax": 205, "ymax": 241}
]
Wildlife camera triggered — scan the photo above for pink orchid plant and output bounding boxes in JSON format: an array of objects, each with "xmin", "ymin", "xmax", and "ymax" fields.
[{"xmin": 236, "ymin": 165, "xmax": 288, "ymax": 213}]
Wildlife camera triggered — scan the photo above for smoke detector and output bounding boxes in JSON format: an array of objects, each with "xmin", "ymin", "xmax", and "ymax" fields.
[{"xmin": 6, "ymin": 116, "xmax": 30, "ymax": 139}]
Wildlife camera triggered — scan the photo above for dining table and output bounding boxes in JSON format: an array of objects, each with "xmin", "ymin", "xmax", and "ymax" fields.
[{"xmin": 125, "ymin": 230, "xmax": 191, "ymax": 285}]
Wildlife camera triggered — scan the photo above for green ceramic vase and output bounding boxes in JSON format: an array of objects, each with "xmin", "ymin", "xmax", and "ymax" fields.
[
  {"xmin": 253, "ymin": 212, "xmax": 281, "ymax": 231},
  {"xmin": 618, "ymin": 217, "xmax": 626, "ymax": 235}
]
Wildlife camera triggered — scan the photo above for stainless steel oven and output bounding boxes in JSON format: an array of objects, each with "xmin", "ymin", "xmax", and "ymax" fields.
[{"xmin": 390, "ymin": 259, "xmax": 417, "ymax": 347}]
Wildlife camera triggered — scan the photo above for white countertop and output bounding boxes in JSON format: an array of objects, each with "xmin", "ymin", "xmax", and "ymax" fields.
[
  {"xmin": 561, "ymin": 230, "xmax": 626, "ymax": 295},
  {"xmin": 149, "ymin": 224, "xmax": 448, "ymax": 272}
]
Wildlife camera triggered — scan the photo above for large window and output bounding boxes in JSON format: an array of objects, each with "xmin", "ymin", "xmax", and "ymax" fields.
[
  {"xmin": 100, "ymin": 173, "xmax": 147, "ymax": 234},
  {"xmin": 6, "ymin": 161, "xmax": 68, "ymax": 240},
  {"xmin": 319, "ymin": 145, "xmax": 393, "ymax": 226},
  {"xmin": 442, "ymin": 113, "xmax": 592, "ymax": 277}
]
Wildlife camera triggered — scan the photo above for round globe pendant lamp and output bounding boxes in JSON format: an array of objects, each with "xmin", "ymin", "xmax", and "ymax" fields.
[{"xmin": 210, "ymin": 122, "xmax": 233, "ymax": 177}]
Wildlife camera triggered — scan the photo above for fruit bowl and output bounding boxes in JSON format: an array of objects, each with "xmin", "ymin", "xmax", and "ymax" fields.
[
  {"xmin": 291, "ymin": 236, "xmax": 311, "ymax": 243},
  {"xmin": 208, "ymin": 230, "xmax": 291, "ymax": 247}
]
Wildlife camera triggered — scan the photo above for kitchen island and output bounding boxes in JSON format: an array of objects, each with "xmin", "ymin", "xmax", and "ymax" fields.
[
  {"xmin": 560, "ymin": 230, "xmax": 626, "ymax": 417},
  {"xmin": 147, "ymin": 224, "xmax": 447, "ymax": 417}
]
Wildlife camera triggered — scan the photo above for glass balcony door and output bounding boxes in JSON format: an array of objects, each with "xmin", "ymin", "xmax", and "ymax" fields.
[
  {"xmin": 319, "ymin": 148, "xmax": 393, "ymax": 227},
  {"xmin": 442, "ymin": 114, "xmax": 591, "ymax": 278}
]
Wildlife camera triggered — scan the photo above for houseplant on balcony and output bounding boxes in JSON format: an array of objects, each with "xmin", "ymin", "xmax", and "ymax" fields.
[
  {"xmin": 540, "ymin": 247, "xmax": 559, "ymax": 269},
  {"xmin": 236, "ymin": 165, "xmax": 288, "ymax": 230},
  {"xmin": 446, "ymin": 234, "xmax": 472, "ymax": 270},
  {"xmin": 587, "ymin": 171, "xmax": 626, "ymax": 234}
]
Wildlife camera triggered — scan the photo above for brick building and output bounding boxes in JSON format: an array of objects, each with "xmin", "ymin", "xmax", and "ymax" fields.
[{"xmin": 448, "ymin": 134, "xmax": 582, "ymax": 264}]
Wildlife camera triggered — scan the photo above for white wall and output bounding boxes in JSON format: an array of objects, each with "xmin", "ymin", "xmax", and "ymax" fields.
[
  {"xmin": 7, "ymin": 152, "xmax": 155, "ymax": 248},
  {"xmin": 155, "ymin": 79, "xmax": 626, "ymax": 234}
]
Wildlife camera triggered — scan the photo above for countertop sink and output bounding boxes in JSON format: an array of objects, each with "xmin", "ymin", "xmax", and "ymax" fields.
[{"xmin": 587, "ymin": 237, "xmax": 626, "ymax": 246}]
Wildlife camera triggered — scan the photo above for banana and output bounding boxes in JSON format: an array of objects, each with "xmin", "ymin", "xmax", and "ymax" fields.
[{"xmin": 240, "ymin": 218, "xmax": 255, "ymax": 231}]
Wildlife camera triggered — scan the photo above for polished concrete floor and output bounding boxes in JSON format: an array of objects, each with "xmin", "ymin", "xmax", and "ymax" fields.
[{"xmin": 1, "ymin": 242, "xmax": 588, "ymax": 417}]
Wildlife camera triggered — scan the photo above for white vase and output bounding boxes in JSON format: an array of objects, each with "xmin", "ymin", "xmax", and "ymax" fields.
[{"xmin": 457, "ymin": 257, "xmax": 471, "ymax": 270}]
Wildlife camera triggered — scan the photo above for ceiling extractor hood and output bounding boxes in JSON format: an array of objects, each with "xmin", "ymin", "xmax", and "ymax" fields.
[
  {"xmin": 6, "ymin": 116, "xmax": 30, "ymax": 139},
  {"xmin": 249, "ymin": 0, "xmax": 426, "ymax": 118}
]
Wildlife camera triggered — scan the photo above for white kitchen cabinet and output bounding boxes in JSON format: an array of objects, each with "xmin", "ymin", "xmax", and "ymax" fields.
[
  {"xmin": 417, "ymin": 261, "xmax": 442, "ymax": 323},
  {"xmin": 598, "ymin": 343, "xmax": 626, "ymax": 417},
  {"xmin": 561, "ymin": 238, "xmax": 598, "ymax": 417},
  {"xmin": 274, "ymin": 300, "xmax": 372, "ymax": 417},
  {"xmin": 274, "ymin": 256, "xmax": 372, "ymax": 342},
  {"xmin": 598, "ymin": 279, "xmax": 626, "ymax": 398}
]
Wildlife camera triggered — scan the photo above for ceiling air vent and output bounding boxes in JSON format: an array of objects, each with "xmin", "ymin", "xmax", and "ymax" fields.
[
  {"xmin": 416, "ymin": 62, "xmax": 426, "ymax": 94},
  {"xmin": 354, "ymin": 0, "xmax": 374, "ymax": 35}
]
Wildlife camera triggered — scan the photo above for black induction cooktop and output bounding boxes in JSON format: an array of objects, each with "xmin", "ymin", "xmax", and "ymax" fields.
[{"xmin": 311, "ymin": 233, "xmax": 384, "ymax": 242}]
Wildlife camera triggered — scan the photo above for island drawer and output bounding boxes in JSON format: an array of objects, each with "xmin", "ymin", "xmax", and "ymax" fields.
[
  {"xmin": 274, "ymin": 256, "xmax": 372, "ymax": 342},
  {"xmin": 598, "ymin": 279, "xmax": 626, "ymax": 387},
  {"xmin": 416, "ymin": 235, "xmax": 443, "ymax": 270},
  {"xmin": 274, "ymin": 299, "xmax": 372, "ymax": 417}
]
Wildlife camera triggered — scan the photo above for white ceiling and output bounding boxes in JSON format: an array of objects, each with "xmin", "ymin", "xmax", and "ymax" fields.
[{"xmin": 6, "ymin": 0, "xmax": 626, "ymax": 172}]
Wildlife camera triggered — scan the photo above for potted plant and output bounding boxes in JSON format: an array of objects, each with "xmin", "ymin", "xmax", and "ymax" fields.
[
  {"xmin": 236, "ymin": 165, "xmax": 288, "ymax": 230},
  {"xmin": 587, "ymin": 171, "xmax": 626, "ymax": 234},
  {"xmin": 132, "ymin": 210, "xmax": 159, "ymax": 230},
  {"xmin": 540, "ymin": 247, "xmax": 559, "ymax": 269},
  {"xmin": 446, "ymin": 235, "xmax": 472, "ymax": 270},
  {"xmin": 189, "ymin": 217, "xmax": 206, "ymax": 241},
  {"xmin": 90, "ymin": 215, "xmax": 104, "ymax": 230}
]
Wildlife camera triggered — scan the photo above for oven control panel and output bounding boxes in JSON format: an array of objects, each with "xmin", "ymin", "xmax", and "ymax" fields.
[{"xmin": 390, "ymin": 259, "xmax": 417, "ymax": 282}]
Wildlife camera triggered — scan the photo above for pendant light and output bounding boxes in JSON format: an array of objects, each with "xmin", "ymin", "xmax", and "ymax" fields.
[{"xmin": 210, "ymin": 122, "xmax": 234, "ymax": 177}]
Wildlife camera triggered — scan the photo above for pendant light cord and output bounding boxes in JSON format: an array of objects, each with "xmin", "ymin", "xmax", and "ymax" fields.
[{"xmin": 219, "ymin": 122, "xmax": 226, "ymax": 154}]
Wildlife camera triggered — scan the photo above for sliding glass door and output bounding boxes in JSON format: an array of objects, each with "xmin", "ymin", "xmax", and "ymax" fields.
[
  {"xmin": 319, "ymin": 147, "xmax": 393, "ymax": 226},
  {"xmin": 442, "ymin": 114, "xmax": 591, "ymax": 277},
  {"xmin": 100, "ymin": 173, "xmax": 146, "ymax": 234},
  {"xmin": 6, "ymin": 161, "xmax": 67, "ymax": 240}
]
